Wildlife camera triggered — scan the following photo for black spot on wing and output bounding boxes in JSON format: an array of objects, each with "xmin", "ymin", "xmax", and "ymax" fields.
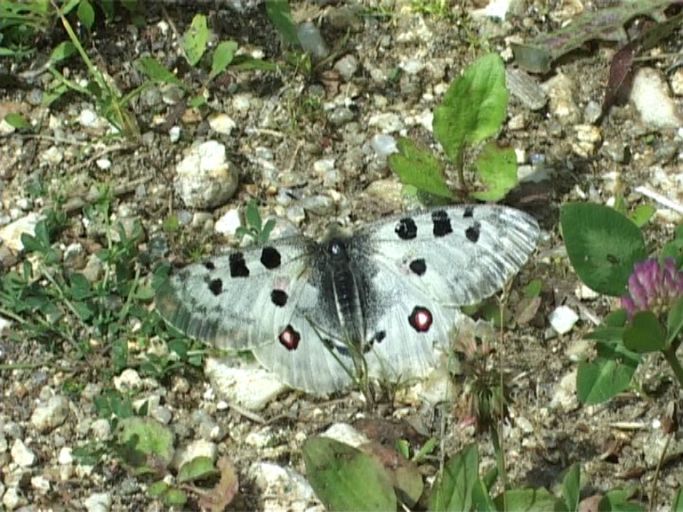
[
  {"xmin": 209, "ymin": 278, "xmax": 223, "ymax": 295},
  {"xmin": 395, "ymin": 217, "xmax": 418, "ymax": 240},
  {"xmin": 463, "ymin": 206, "xmax": 474, "ymax": 218},
  {"xmin": 229, "ymin": 252, "xmax": 249, "ymax": 277},
  {"xmin": 203, "ymin": 260, "xmax": 215, "ymax": 270},
  {"xmin": 271, "ymin": 289, "xmax": 288, "ymax": 307},
  {"xmin": 260, "ymin": 246, "xmax": 281, "ymax": 269},
  {"xmin": 409, "ymin": 258, "xmax": 427, "ymax": 276},
  {"xmin": 432, "ymin": 210, "xmax": 453, "ymax": 237},
  {"xmin": 466, "ymin": 221, "xmax": 481, "ymax": 243}
]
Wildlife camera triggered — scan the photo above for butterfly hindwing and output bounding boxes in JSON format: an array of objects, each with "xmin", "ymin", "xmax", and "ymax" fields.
[
  {"xmin": 156, "ymin": 236, "xmax": 314, "ymax": 351},
  {"xmin": 251, "ymin": 281, "xmax": 354, "ymax": 394}
]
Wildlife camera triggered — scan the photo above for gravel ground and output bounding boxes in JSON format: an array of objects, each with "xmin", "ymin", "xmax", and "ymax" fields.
[{"xmin": 0, "ymin": 1, "xmax": 682, "ymax": 510}]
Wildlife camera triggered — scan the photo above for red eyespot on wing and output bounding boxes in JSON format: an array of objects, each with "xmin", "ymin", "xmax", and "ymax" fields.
[
  {"xmin": 408, "ymin": 306, "xmax": 433, "ymax": 333},
  {"xmin": 278, "ymin": 325, "xmax": 300, "ymax": 351}
]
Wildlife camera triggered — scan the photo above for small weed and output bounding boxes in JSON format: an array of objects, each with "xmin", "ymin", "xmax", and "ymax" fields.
[
  {"xmin": 389, "ymin": 53, "xmax": 517, "ymax": 202},
  {"xmin": 235, "ymin": 200, "xmax": 276, "ymax": 244}
]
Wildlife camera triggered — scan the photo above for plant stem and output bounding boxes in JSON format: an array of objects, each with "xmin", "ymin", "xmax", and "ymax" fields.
[{"xmin": 662, "ymin": 340, "xmax": 683, "ymax": 387}]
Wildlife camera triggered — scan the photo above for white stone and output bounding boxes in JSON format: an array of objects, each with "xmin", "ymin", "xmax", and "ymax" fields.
[
  {"xmin": 399, "ymin": 58, "xmax": 425, "ymax": 75},
  {"xmin": 0, "ymin": 212, "xmax": 44, "ymax": 252},
  {"xmin": 205, "ymin": 358, "xmax": 286, "ymax": 411},
  {"xmin": 11, "ymin": 439, "xmax": 36, "ymax": 467},
  {"xmin": 113, "ymin": 368, "xmax": 142, "ymax": 391},
  {"xmin": 548, "ymin": 305, "xmax": 579, "ymax": 335},
  {"xmin": 550, "ymin": 369, "xmax": 579, "ymax": 412},
  {"xmin": 630, "ymin": 68, "xmax": 682, "ymax": 129},
  {"xmin": 40, "ymin": 146, "xmax": 64, "ymax": 165},
  {"xmin": 58, "ymin": 447, "xmax": 73, "ymax": 465},
  {"xmin": 214, "ymin": 208, "xmax": 242, "ymax": 236},
  {"xmin": 30, "ymin": 394, "xmax": 70, "ymax": 433},
  {"xmin": 79, "ymin": 109, "xmax": 109, "ymax": 130},
  {"xmin": 671, "ymin": 68, "xmax": 683, "ymax": 96},
  {"xmin": 95, "ymin": 158, "xmax": 111, "ymax": 170},
  {"xmin": 368, "ymin": 112, "xmax": 404, "ymax": 133},
  {"xmin": 172, "ymin": 439, "xmax": 217, "ymax": 470},
  {"xmin": 208, "ymin": 113, "xmax": 237, "ymax": 135},
  {"xmin": 90, "ymin": 419, "xmax": 112, "ymax": 441},
  {"xmin": 169, "ymin": 125, "xmax": 181, "ymax": 142},
  {"xmin": 84, "ymin": 492, "xmax": 112, "ymax": 512},
  {"xmin": 541, "ymin": 73, "xmax": 580, "ymax": 124},
  {"xmin": 30, "ymin": 475, "xmax": 50, "ymax": 494},
  {"xmin": 371, "ymin": 134, "xmax": 398, "ymax": 156},
  {"xmin": 576, "ymin": 283, "xmax": 600, "ymax": 300},
  {"xmin": 471, "ymin": 0, "xmax": 514, "ymax": 19},
  {"xmin": 245, "ymin": 428, "xmax": 275, "ymax": 448},
  {"xmin": 334, "ymin": 55, "xmax": 358, "ymax": 81},
  {"xmin": 0, "ymin": 316, "xmax": 11, "ymax": 335},
  {"xmin": 248, "ymin": 462, "xmax": 318, "ymax": 512},
  {"xmin": 175, "ymin": 140, "xmax": 239, "ymax": 209},
  {"xmin": 2, "ymin": 487, "xmax": 25, "ymax": 509},
  {"xmin": 321, "ymin": 423, "xmax": 370, "ymax": 448},
  {"xmin": 0, "ymin": 118, "xmax": 16, "ymax": 135},
  {"xmin": 313, "ymin": 158, "xmax": 335, "ymax": 174}
]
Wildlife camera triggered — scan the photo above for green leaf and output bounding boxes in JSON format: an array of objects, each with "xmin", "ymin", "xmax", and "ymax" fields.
[
  {"xmin": 178, "ymin": 456, "xmax": 218, "ymax": 483},
  {"xmin": 163, "ymin": 489, "xmax": 187, "ymax": 506},
  {"xmin": 560, "ymin": 203, "xmax": 647, "ymax": 296},
  {"xmin": 183, "ymin": 14, "xmax": 210, "ymax": 66},
  {"xmin": 629, "ymin": 204, "xmax": 655, "ymax": 227},
  {"xmin": 561, "ymin": 464, "xmax": 580, "ymax": 512},
  {"xmin": 429, "ymin": 443, "xmax": 479, "ymax": 511},
  {"xmin": 265, "ymin": 0, "xmax": 300, "ymax": 47},
  {"xmin": 388, "ymin": 137, "xmax": 453, "ymax": 199},
  {"xmin": 672, "ymin": 487, "xmax": 683, "ymax": 512},
  {"xmin": 303, "ymin": 437, "xmax": 396, "ymax": 511},
  {"xmin": 667, "ymin": 296, "xmax": 683, "ymax": 344},
  {"xmin": 209, "ymin": 40, "xmax": 238, "ymax": 80},
  {"xmin": 598, "ymin": 489, "xmax": 645, "ymax": 512},
  {"xmin": 493, "ymin": 488, "xmax": 563, "ymax": 511},
  {"xmin": 147, "ymin": 480, "xmax": 169, "ymax": 497},
  {"xmin": 4, "ymin": 113, "xmax": 30, "ymax": 130},
  {"xmin": 116, "ymin": 417, "xmax": 175, "ymax": 471},
  {"xmin": 77, "ymin": 0, "xmax": 95, "ymax": 31},
  {"xmin": 471, "ymin": 478, "xmax": 496, "ymax": 511},
  {"xmin": 470, "ymin": 142, "xmax": 518, "ymax": 201},
  {"xmin": 49, "ymin": 41, "xmax": 77, "ymax": 64},
  {"xmin": 433, "ymin": 53, "xmax": 508, "ymax": 163},
  {"xmin": 524, "ymin": 279, "xmax": 542, "ymax": 299},
  {"xmin": 135, "ymin": 57, "xmax": 182, "ymax": 86},
  {"xmin": 623, "ymin": 311, "xmax": 666, "ymax": 353},
  {"xmin": 576, "ymin": 355, "xmax": 638, "ymax": 405},
  {"xmin": 661, "ymin": 232, "xmax": 683, "ymax": 268},
  {"xmin": 188, "ymin": 95, "xmax": 207, "ymax": 108}
]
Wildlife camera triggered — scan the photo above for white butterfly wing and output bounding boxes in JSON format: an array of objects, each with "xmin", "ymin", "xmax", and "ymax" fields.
[
  {"xmin": 251, "ymin": 281, "xmax": 354, "ymax": 394},
  {"xmin": 156, "ymin": 237, "xmax": 313, "ymax": 351},
  {"xmin": 357, "ymin": 205, "xmax": 540, "ymax": 306},
  {"xmin": 351, "ymin": 205, "xmax": 538, "ymax": 385}
]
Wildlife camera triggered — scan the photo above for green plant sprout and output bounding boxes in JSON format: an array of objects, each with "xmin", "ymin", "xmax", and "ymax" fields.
[
  {"xmin": 389, "ymin": 53, "xmax": 517, "ymax": 202},
  {"xmin": 136, "ymin": 13, "xmax": 275, "ymax": 109}
]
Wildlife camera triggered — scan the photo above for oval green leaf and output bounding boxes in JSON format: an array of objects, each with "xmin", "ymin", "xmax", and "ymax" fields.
[
  {"xmin": 303, "ymin": 437, "xmax": 396, "ymax": 511},
  {"xmin": 560, "ymin": 203, "xmax": 647, "ymax": 296}
]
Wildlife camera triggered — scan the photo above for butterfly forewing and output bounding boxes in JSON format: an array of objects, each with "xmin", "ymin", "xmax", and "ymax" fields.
[
  {"xmin": 356, "ymin": 205, "xmax": 540, "ymax": 306},
  {"xmin": 156, "ymin": 237, "xmax": 314, "ymax": 350}
]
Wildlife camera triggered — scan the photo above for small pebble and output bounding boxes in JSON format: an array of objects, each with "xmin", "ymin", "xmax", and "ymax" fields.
[{"xmin": 548, "ymin": 305, "xmax": 579, "ymax": 335}]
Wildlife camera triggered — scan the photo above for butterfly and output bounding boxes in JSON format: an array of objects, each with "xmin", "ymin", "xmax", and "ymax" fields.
[{"xmin": 155, "ymin": 205, "xmax": 539, "ymax": 395}]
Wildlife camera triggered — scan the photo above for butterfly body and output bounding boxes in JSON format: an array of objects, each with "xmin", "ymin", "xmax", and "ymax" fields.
[{"xmin": 156, "ymin": 205, "xmax": 539, "ymax": 395}]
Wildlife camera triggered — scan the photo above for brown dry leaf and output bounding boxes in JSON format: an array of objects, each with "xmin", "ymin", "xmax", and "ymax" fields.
[{"xmin": 197, "ymin": 457, "xmax": 239, "ymax": 512}]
